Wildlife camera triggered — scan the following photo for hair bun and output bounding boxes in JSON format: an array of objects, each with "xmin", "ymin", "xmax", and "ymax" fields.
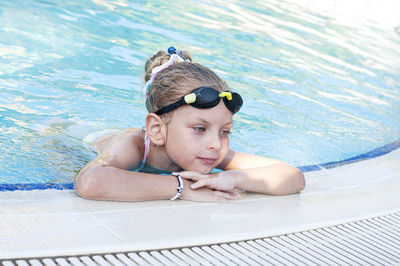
[
  {"xmin": 144, "ymin": 51, "xmax": 168, "ymax": 82},
  {"xmin": 144, "ymin": 49, "xmax": 192, "ymax": 82}
]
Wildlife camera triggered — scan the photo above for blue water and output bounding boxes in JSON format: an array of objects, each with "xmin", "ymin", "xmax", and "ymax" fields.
[{"xmin": 1, "ymin": 0, "xmax": 400, "ymax": 184}]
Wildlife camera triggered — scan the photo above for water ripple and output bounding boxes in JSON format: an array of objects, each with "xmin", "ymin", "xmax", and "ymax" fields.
[{"xmin": 0, "ymin": 0, "xmax": 399, "ymax": 182}]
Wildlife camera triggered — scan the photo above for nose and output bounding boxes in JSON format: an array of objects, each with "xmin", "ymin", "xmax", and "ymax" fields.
[{"xmin": 207, "ymin": 132, "xmax": 222, "ymax": 151}]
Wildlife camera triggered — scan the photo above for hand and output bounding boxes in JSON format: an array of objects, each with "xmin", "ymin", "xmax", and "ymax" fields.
[
  {"xmin": 178, "ymin": 176, "xmax": 238, "ymax": 203},
  {"xmin": 174, "ymin": 171, "xmax": 239, "ymax": 193}
]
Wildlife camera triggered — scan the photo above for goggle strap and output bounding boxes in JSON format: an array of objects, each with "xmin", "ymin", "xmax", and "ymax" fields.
[{"xmin": 155, "ymin": 98, "xmax": 185, "ymax": 115}]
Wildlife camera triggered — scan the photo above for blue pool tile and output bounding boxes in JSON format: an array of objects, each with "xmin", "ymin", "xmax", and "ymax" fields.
[
  {"xmin": 297, "ymin": 165, "xmax": 322, "ymax": 172},
  {"xmin": 0, "ymin": 182, "xmax": 74, "ymax": 192},
  {"xmin": 320, "ymin": 140, "xmax": 400, "ymax": 169}
]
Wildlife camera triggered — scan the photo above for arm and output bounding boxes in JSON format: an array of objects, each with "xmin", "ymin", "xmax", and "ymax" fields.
[
  {"xmin": 74, "ymin": 129, "xmax": 235, "ymax": 202},
  {"xmin": 75, "ymin": 164, "xmax": 237, "ymax": 202},
  {"xmin": 75, "ymin": 164, "xmax": 182, "ymax": 201},
  {"xmin": 178, "ymin": 149, "xmax": 305, "ymax": 196}
]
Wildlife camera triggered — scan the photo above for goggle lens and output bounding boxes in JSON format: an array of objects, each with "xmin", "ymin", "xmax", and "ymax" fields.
[{"xmin": 224, "ymin": 92, "xmax": 243, "ymax": 114}]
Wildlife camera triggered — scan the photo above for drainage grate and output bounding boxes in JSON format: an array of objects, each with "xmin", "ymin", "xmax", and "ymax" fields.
[{"xmin": 2, "ymin": 211, "xmax": 400, "ymax": 265}]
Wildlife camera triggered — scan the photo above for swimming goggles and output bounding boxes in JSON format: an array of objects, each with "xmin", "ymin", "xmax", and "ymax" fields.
[{"xmin": 155, "ymin": 86, "xmax": 243, "ymax": 115}]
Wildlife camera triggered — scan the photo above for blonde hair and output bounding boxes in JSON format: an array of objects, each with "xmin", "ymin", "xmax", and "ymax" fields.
[{"xmin": 144, "ymin": 50, "xmax": 230, "ymax": 114}]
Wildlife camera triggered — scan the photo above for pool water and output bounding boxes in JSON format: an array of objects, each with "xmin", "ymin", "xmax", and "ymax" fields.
[{"xmin": 1, "ymin": 0, "xmax": 399, "ymax": 185}]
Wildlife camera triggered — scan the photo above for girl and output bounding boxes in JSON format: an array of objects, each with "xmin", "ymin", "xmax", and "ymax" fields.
[{"xmin": 74, "ymin": 47, "xmax": 305, "ymax": 202}]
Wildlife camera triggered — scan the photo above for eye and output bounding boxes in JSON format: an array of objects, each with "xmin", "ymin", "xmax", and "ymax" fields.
[
  {"xmin": 220, "ymin": 129, "xmax": 231, "ymax": 136},
  {"xmin": 193, "ymin": 126, "xmax": 206, "ymax": 133}
]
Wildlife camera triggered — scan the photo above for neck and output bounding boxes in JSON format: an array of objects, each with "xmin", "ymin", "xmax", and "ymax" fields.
[{"xmin": 146, "ymin": 143, "xmax": 182, "ymax": 172}]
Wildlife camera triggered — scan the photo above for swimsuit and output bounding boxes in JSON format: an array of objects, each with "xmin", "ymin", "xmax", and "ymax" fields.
[
  {"xmin": 134, "ymin": 132, "xmax": 172, "ymax": 175},
  {"xmin": 134, "ymin": 131, "xmax": 222, "ymax": 176}
]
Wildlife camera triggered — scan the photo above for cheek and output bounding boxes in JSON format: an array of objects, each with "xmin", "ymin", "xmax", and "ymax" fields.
[
  {"xmin": 165, "ymin": 128, "xmax": 196, "ymax": 159},
  {"xmin": 168, "ymin": 128, "xmax": 195, "ymax": 147},
  {"xmin": 220, "ymin": 137, "xmax": 230, "ymax": 156}
]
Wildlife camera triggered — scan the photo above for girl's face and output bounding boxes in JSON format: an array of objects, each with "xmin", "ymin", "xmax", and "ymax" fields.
[{"xmin": 164, "ymin": 101, "xmax": 233, "ymax": 173}]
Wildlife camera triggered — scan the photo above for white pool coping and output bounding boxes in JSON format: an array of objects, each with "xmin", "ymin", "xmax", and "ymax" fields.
[{"xmin": 1, "ymin": 148, "xmax": 399, "ymax": 260}]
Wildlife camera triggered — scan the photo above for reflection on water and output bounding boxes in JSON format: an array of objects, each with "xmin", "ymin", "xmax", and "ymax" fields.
[{"xmin": 0, "ymin": 0, "xmax": 399, "ymax": 183}]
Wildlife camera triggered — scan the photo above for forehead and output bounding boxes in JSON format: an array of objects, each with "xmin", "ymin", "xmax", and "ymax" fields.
[{"xmin": 172, "ymin": 101, "xmax": 233, "ymax": 125}]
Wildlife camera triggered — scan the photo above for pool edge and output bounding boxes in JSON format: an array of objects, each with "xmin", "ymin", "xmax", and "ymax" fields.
[{"xmin": 1, "ymin": 139, "xmax": 400, "ymax": 191}]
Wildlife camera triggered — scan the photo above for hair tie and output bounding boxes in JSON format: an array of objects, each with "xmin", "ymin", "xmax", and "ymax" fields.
[
  {"xmin": 142, "ymin": 52, "xmax": 184, "ymax": 98},
  {"xmin": 177, "ymin": 50, "xmax": 188, "ymax": 61}
]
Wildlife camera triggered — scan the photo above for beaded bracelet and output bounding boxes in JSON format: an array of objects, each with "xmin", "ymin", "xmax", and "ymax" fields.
[{"xmin": 170, "ymin": 174, "xmax": 184, "ymax": 200}]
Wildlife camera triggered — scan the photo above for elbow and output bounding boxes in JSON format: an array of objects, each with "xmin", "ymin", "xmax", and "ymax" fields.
[
  {"xmin": 74, "ymin": 174, "xmax": 94, "ymax": 199},
  {"xmin": 293, "ymin": 168, "xmax": 306, "ymax": 193},
  {"xmin": 285, "ymin": 167, "xmax": 305, "ymax": 194},
  {"xmin": 74, "ymin": 165, "xmax": 103, "ymax": 199},
  {"xmin": 272, "ymin": 166, "xmax": 306, "ymax": 196}
]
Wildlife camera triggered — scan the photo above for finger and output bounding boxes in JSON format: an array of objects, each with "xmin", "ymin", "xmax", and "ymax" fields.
[
  {"xmin": 172, "ymin": 171, "xmax": 191, "ymax": 176},
  {"xmin": 212, "ymin": 190, "xmax": 238, "ymax": 201},
  {"xmin": 173, "ymin": 171, "xmax": 202, "ymax": 175},
  {"xmin": 180, "ymin": 175, "xmax": 202, "ymax": 182},
  {"xmin": 173, "ymin": 171, "xmax": 206, "ymax": 181},
  {"xmin": 179, "ymin": 175, "xmax": 199, "ymax": 182},
  {"xmin": 191, "ymin": 179, "xmax": 211, "ymax": 189}
]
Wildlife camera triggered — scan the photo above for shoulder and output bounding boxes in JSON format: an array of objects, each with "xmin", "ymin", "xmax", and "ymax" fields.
[
  {"xmin": 95, "ymin": 127, "xmax": 146, "ymax": 170},
  {"xmin": 218, "ymin": 149, "xmax": 283, "ymax": 170}
]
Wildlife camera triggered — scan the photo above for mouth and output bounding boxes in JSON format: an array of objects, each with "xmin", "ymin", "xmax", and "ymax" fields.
[{"xmin": 198, "ymin": 157, "xmax": 218, "ymax": 165}]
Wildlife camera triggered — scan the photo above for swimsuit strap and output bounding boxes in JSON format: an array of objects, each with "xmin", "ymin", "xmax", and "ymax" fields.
[{"xmin": 136, "ymin": 131, "xmax": 150, "ymax": 171}]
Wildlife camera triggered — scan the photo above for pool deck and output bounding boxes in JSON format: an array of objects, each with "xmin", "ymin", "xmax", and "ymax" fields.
[{"xmin": 1, "ymin": 148, "xmax": 400, "ymax": 260}]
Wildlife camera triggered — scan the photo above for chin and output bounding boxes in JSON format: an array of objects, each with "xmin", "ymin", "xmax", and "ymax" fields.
[
  {"xmin": 184, "ymin": 160, "xmax": 218, "ymax": 174},
  {"xmin": 199, "ymin": 166, "xmax": 216, "ymax": 174},
  {"xmin": 185, "ymin": 165, "xmax": 213, "ymax": 174}
]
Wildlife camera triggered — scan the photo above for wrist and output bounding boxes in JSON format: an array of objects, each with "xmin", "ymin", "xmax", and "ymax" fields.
[
  {"xmin": 220, "ymin": 169, "xmax": 241, "ymax": 188},
  {"xmin": 179, "ymin": 178, "xmax": 193, "ymax": 198},
  {"xmin": 170, "ymin": 174, "xmax": 184, "ymax": 200}
]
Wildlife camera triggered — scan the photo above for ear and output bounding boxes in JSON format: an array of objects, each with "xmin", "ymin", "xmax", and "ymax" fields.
[{"xmin": 145, "ymin": 113, "xmax": 167, "ymax": 146}]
